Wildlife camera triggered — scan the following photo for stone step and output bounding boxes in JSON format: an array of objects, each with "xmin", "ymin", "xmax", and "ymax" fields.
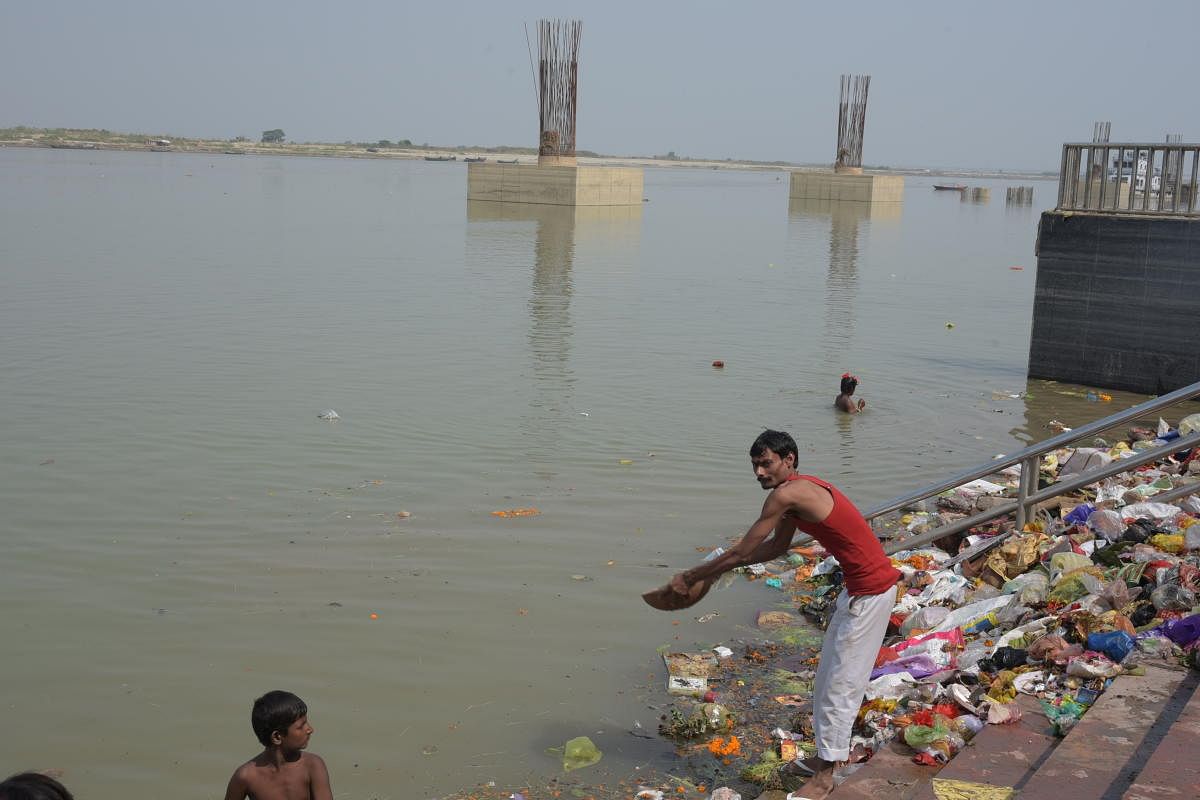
[
  {"xmin": 1016, "ymin": 663, "xmax": 1191, "ymax": 800},
  {"xmin": 907, "ymin": 694, "xmax": 1057, "ymax": 800},
  {"xmin": 1120, "ymin": 668, "xmax": 1200, "ymax": 800},
  {"xmin": 829, "ymin": 738, "xmax": 944, "ymax": 800}
]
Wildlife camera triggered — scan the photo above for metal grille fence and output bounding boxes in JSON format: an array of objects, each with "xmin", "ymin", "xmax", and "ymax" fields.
[{"xmin": 1057, "ymin": 142, "xmax": 1200, "ymax": 215}]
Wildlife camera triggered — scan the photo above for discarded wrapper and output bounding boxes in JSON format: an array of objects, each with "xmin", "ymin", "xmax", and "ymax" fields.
[{"xmin": 664, "ymin": 651, "xmax": 717, "ymax": 697}]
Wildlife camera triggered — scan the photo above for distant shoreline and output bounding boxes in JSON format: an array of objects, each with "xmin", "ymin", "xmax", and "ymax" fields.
[{"xmin": 0, "ymin": 129, "xmax": 1057, "ymax": 181}]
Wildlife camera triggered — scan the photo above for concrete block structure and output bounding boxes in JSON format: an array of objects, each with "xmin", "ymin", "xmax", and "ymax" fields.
[
  {"xmin": 1028, "ymin": 211, "xmax": 1200, "ymax": 394},
  {"xmin": 789, "ymin": 171, "xmax": 904, "ymax": 203},
  {"xmin": 467, "ymin": 163, "xmax": 643, "ymax": 207}
]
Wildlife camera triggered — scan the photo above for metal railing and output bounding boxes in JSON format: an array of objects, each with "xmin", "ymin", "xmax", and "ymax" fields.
[
  {"xmin": 819, "ymin": 380, "xmax": 1200, "ymax": 557},
  {"xmin": 1057, "ymin": 142, "xmax": 1200, "ymax": 215}
]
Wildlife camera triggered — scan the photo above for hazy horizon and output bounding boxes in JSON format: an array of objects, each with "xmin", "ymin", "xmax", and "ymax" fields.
[{"xmin": 3, "ymin": 0, "xmax": 1198, "ymax": 172}]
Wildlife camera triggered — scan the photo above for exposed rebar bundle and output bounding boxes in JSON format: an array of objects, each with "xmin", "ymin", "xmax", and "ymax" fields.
[
  {"xmin": 835, "ymin": 74, "xmax": 870, "ymax": 169},
  {"xmin": 536, "ymin": 19, "xmax": 582, "ymax": 161},
  {"xmin": 1092, "ymin": 121, "xmax": 1111, "ymax": 143}
]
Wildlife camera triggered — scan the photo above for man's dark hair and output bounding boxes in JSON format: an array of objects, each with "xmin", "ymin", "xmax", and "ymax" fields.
[
  {"xmin": 251, "ymin": 690, "xmax": 308, "ymax": 747},
  {"xmin": 0, "ymin": 773, "xmax": 75, "ymax": 800},
  {"xmin": 750, "ymin": 430, "xmax": 798, "ymax": 467},
  {"xmin": 840, "ymin": 376, "xmax": 858, "ymax": 394}
]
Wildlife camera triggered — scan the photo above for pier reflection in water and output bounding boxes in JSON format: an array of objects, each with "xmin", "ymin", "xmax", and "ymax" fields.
[
  {"xmin": 466, "ymin": 202, "xmax": 642, "ymax": 476},
  {"xmin": 787, "ymin": 198, "xmax": 901, "ymax": 468}
]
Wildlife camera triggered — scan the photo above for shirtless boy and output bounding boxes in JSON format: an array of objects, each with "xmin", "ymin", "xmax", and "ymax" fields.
[{"xmin": 223, "ymin": 690, "xmax": 332, "ymax": 800}]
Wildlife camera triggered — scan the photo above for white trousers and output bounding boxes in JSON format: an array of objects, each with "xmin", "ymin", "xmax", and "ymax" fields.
[{"xmin": 811, "ymin": 586, "xmax": 894, "ymax": 762}]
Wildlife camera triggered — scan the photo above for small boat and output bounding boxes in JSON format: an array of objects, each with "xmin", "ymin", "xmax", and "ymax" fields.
[
  {"xmin": 463, "ymin": 156, "xmax": 486, "ymax": 163},
  {"xmin": 424, "ymin": 155, "xmax": 456, "ymax": 162},
  {"xmin": 496, "ymin": 158, "xmax": 518, "ymax": 164},
  {"xmin": 933, "ymin": 183, "xmax": 967, "ymax": 191}
]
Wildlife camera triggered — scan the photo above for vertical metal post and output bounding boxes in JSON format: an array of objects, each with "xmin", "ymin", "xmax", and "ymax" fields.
[
  {"xmin": 1170, "ymin": 146, "xmax": 1182, "ymax": 212},
  {"xmin": 1108, "ymin": 146, "xmax": 1118, "ymax": 209},
  {"xmin": 1082, "ymin": 145, "xmax": 1095, "ymax": 208},
  {"xmin": 1098, "ymin": 146, "xmax": 1110, "ymax": 209},
  {"xmin": 1015, "ymin": 455, "xmax": 1039, "ymax": 531},
  {"xmin": 1185, "ymin": 148, "xmax": 1195, "ymax": 212},
  {"xmin": 1057, "ymin": 145, "xmax": 1069, "ymax": 209},
  {"xmin": 1142, "ymin": 147, "xmax": 1155, "ymax": 211}
]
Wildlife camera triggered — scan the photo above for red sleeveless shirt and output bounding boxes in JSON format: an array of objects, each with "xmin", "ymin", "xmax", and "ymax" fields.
[{"xmin": 786, "ymin": 474, "xmax": 901, "ymax": 596}]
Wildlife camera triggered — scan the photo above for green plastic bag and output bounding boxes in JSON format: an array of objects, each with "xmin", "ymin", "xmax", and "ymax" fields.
[
  {"xmin": 547, "ymin": 736, "xmax": 603, "ymax": 772},
  {"xmin": 904, "ymin": 722, "xmax": 949, "ymax": 748}
]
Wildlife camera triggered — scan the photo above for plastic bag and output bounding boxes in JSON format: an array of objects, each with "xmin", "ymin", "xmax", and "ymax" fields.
[
  {"xmin": 1149, "ymin": 534, "xmax": 1186, "ymax": 554},
  {"xmin": 1179, "ymin": 413, "xmax": 1200, "ymax": 435},
  {"xmin": 900, "ymin": 606, "xmax": 952, "ymax": 637},
  {"xmin": 1151, "ymin": 584, "xmax": 1196, "ymax": 612},
  {"xmin": 903, "ymin": 721, "xmax": 950, "ymax": 748},
  {"xmin": 1186, "ymin": 524, "xmax": 1200, "ymax": 552},
  {"xmin": 551, "ymin": 736, "xmax": 603, "ymax": 772},
  {"xmin": 1027, "ymin": 635, "xmax": 1077, "ymax": 664},
  {"xmin": 1086, "ymin": 630, "xmax": 1135, "ymax": 662},
  {"xmin": 930, "ymin": 594, "xmax": 1016, "ymax": 634},
  {"xmin": 1122, "ymin": 502, "xmax": 1183, "ymax": 521},
  {"xmin": 1049, "ymin": 572, "xmax": 1103, "ymax": 604},
  {"xmin": 1059, "ymin": 449, "xmax": 1112, "ymax": 478},
  {"xmin": 1042, "ymin": 698, "xmax": 1087, "ymax": 736},
  {"xmin": 1088, "ymin": 509, "xmax": 1125, "ymax": 542},
  {"xmin": 1049, "ymin": 552, "xmax": 1093, "ymax": 581},
  {"xmin": 1002, "ymin": 572, "xmax": 1049, "ymax": 605},
  {"xmin": 1066, "ymin": 654, "xmax": 1120, "ymax": 679},
  {"xmin": 951, "ymin": 714, "xmax": 985, "ymax": 738},
  {"xmin": 1063, "ymin": 503, "xmax": 1097, "ymax": 525},
  {"xmin": 991, "ymin": 647, "xmax": 1028, "ymax": 669},
  {"xmin": 1159, "ymin": 613, "xmax": 1200, "ymax": 646}
]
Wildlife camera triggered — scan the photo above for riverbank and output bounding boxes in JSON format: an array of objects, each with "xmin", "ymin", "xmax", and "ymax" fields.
[
  {"xmin": 435, "ymin": 409, "xmax": 1200, "ymax": 800},
  {"xmin": 0, "ymin": 127, "xmax": 1055, "ymax": 180}
]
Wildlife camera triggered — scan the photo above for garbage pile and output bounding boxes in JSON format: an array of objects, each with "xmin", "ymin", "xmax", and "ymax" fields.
[{"xmin": 656, "ymin": 412, "xmax": 1200, "ymax": 796}]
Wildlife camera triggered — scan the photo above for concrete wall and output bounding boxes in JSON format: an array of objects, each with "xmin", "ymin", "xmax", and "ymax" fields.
[
  {"xmin": 467, "ymin": 163, "xmax": 643, "ymax": 206},
  {"xmin": 789, "ymin": 171, "xmax": 904, "ymax": 203},
  {"xmin": 1028, "ymin": 211, "xmax": 1200, "ymax": 394}
]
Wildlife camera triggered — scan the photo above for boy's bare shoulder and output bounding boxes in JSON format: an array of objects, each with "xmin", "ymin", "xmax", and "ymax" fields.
[
  {"xmin": 230, "ymin": 757, "xmax": 259, "ymax": 780},
  {"xmin": 301, "ymin": 752, "xmax": 327, "ymax": 770}
]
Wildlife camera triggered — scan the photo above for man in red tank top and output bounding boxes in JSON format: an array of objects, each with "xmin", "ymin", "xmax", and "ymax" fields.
[{"xmin": 653, "ymin": 430, "xmax": 900, "ymax": 799}]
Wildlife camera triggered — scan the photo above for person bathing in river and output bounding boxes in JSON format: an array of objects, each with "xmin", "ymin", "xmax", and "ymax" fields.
[
  {"xmin": 835, "ymin": 372, "xmax": 866, "ymax": 413},
  {"xmin": 644, "ymin": 430, "xmax": 902, "ymax": 799}
]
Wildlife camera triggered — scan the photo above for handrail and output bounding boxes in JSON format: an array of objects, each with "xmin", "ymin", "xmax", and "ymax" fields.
[
  {"xmin": 787, "ymin": 379, "xmax": 1200, "ymax": 556},
  {"xmin": 865, "ymin": 380, "xmax": 1200, "ymax": 519},
  {"xmin": 879, "ymin": 431, "xmax": 1200, "ymax": 556}
]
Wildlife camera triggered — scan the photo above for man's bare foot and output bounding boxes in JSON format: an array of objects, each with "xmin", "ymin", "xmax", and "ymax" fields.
[{"xmin": 783, "ymin": 757, "xmax": 837, "ymax": 799}]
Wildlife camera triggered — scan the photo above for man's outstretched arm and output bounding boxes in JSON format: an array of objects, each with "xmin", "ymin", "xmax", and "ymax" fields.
[{"xmin": 669, "ymin": 494, "xmax": 795, "ymax": 593}]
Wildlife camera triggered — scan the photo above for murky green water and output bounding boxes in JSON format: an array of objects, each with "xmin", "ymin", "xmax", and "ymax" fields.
[{"xmin": 0, "ymin": 148, "xmax": 1150, "ymax": 797}]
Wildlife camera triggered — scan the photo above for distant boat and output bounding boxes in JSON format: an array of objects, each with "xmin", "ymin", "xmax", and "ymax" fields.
[
  {"xmin": 463, "ymin": 156, "xmax": 486, "ymax": 163},
  {"xmin": 933, "ymin": 183, "xmax": 967, "ymax": 191},
  {"xmin": 424, "ymin": 155, "xmax": 456, "ymax": 162},
  {"xmin": 496, "ymin": 158, "xmax": 518, "ymax": 164}
]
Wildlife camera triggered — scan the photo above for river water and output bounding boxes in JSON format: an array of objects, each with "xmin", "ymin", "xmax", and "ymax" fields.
[{"xmin": 0, "ymin": 148, "xmax": 1150, "ymax": 798}]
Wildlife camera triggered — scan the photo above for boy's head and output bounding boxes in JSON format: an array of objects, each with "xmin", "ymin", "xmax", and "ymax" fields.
[
  {"xmin": 0, "ymin": 772, "xmax": 74, "ymax": 800},
  {"xmin": 840, "ymin": 373, "xmax": 858, "ymax": 395},
  {"xmin": 251, "ymin": 690, "xmax": 310, "ymax": 748}
]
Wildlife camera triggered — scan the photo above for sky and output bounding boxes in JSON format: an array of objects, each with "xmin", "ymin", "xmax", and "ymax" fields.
[{"xmin": 3, "ymin": 0, "xmax": 1198, "ymax": 171}]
